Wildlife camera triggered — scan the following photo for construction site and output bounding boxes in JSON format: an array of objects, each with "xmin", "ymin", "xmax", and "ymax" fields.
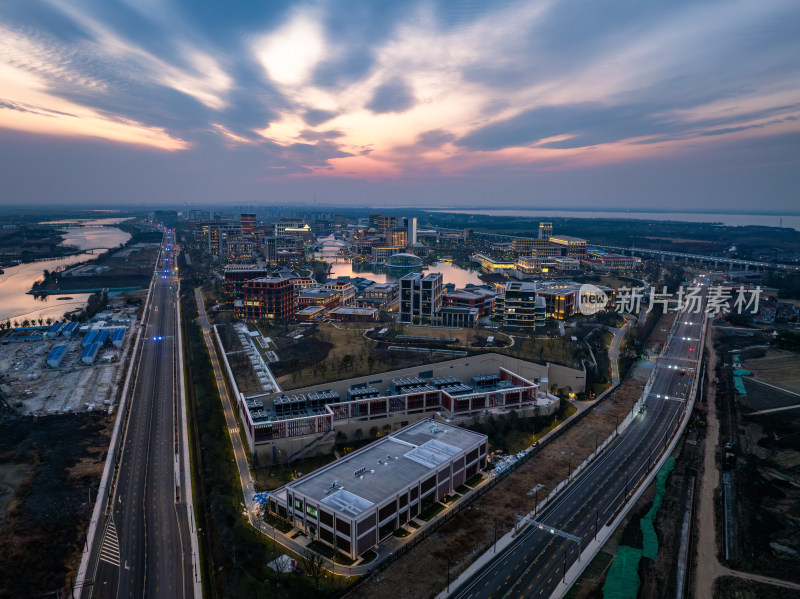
[{"xmin": 0, "ymin": 308, "xmax": 137, "ymax": 415}]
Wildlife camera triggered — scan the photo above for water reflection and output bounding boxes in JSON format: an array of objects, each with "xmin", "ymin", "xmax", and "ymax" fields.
[
  {"xmin": 0, "ymin": 220, "xmax": 131, "ymax": 323},
  {"xmin": 313, "ymin": 237, "xmax": 483, "ymax": 287}
]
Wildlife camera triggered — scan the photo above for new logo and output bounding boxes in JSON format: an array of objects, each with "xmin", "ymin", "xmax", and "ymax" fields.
[{"xmin": 578, "ymin": 284, "xmax": 608, "ymax": 315}]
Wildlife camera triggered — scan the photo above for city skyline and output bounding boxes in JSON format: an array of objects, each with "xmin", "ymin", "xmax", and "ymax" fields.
[{"xmin": 1, "ymin": 0, "xmax": 799, "ymax": 209}]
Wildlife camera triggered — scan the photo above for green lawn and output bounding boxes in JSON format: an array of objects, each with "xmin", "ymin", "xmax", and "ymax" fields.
[{"xmin": 418, "ymin": 502, "xmax": 446, "ymax": 522}]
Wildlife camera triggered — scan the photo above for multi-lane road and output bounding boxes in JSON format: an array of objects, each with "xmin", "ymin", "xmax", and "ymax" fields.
[
  {"xmin": 85, "ymin": 232, "xmax": 196, "ymax": 599},
  {"xmin": 452, "ymin": 281, "xmax": 708, "ymax": 599}
]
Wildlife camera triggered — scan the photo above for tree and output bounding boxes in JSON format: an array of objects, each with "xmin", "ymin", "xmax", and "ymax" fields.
[
  {"xmin": 318, "ymin": 362, "xmax": 328, "ymax": 381},
  {"xmin": 354, "ymin": 428, "xmax": 364, "ymax": 441},
  {"xmin": 367, "ymin": 355, "xmax": 375, "ymax": 372},
  {"xmin": 301, "ymin": 548, "xmax": 326, "ymax": 589}
]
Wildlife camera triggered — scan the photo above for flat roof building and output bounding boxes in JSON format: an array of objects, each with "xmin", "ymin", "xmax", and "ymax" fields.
[{"xmin": 272, "ymin": 419, "xmax": 487, "ymax": 559}]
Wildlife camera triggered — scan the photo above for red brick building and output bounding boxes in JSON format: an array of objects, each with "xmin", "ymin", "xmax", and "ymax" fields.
[{"xmin": 235, "ymin": 277, "xmax": 295, "ymax": 320}]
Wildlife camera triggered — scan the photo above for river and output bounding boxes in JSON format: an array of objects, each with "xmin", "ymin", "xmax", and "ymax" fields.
[
  {"xmin": 427, "ymin": 209, "xmax": 800, "ymax": 230},
  {"xmin": 313, "ymin": 237, "xmax": 483, "ymax": 287},
  {"xmin": 0, "ymin": 218, "xmax": 131, "ymax": 324}
]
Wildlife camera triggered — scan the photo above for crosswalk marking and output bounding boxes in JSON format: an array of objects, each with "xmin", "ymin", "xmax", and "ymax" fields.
[{"xmin": 99, "ymin": 516, "xmax": 121, "ymax": 567}]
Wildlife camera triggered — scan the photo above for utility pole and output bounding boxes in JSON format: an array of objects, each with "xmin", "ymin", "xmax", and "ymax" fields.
[
  {"xmin": 494, "ymin": 519, "xmax": 498, "ymax": 552},
  {"xmin": 447, "ymin": 558, "xmax": 451, "ymax": 593}
]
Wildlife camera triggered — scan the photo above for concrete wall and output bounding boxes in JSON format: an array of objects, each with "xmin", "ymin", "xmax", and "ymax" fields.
[
  {"xmin": 256, "ymin": 353, "xmax": 584, "ymax": 405},
  {"xmin": 253, "ymin": 400, "xmax": 559, "ymax": 464}
]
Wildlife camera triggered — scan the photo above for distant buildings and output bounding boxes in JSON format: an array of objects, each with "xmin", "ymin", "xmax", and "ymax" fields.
[
  {"xmin": 368, "ymin": 214, "xmax": 397, "ymax": 234},
  {"xmin": 549, "ymin": 235, "xmax": 588, "ymax": 258},
  {"xmin": 407, "ymin": 217, "xmax": 418, "ymax": 245},
  {"xmin": 583, "ymin": 253, "xmax": 641, "ymax": 271},
  {"xmin": 240, "ymin": 213, "xmax": 257, "ymax": 236}
]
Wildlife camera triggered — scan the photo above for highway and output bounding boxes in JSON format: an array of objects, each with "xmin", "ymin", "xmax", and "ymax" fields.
[
  {"xmin": 451, "ymin": 281, "xmax": 708, "ymax": 599},
  {"xmin": 86, "ymin": 231, "xmax": 196, "ymax": 599}
]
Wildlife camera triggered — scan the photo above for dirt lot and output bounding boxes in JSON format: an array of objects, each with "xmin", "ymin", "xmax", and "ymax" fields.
[
  {"xmin": 348, "ymin": 314, "xmax": 674, "ymax": 599},
  {"xmin": 742, "ymin": 349, "xmax": 800, "ymax": 395},
  {"xmin": 0, "ymin": 411, "xmax": 111, "ymax": 598},
  {"xmin": 713, "ymin": 576, "xmax": 800, "ymax": 599}
]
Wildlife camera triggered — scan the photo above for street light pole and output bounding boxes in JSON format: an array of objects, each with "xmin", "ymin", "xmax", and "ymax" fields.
[
  {"xmin": 447, "ymin": 558, "xmax": 451, "ymax": 593},
  {"xmin": 494, "ymin": 519, "xmax": 498, "ymax": 553}
]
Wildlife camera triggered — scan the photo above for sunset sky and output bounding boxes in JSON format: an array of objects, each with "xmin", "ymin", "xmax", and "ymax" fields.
[{"xmin": 1, "ymin": 0, "xmax": 799, "ymax": 210}]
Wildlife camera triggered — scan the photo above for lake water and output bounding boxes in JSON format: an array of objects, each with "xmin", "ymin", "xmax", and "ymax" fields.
[
  {"xmin": 427, "ymin": 209, "xmax": 800, "ymax": 230},
  {"xmin": 314, "ymin": 237, "xmax": 483, "ymax": 287},
  {"xmin": 0, "ymin": 219, "xmax": 131, "ymax": 324}
]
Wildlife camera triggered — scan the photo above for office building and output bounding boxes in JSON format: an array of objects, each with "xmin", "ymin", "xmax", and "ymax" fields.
[
  {"xmin": 511, "ymin": 238, "xmax": 551, "ymax": 255},
  {"xmin": 274, "ymin": 219, "xmax": 313, "ymax": 241},
  {"xmin": 236, "ymin": 277, "xmax": 295, "ymax": 321},
  {"xmin": 538, "ymin": 222, "xmax": 552, "ymax": 241},
  {"xmin": 408, "ymin": 217, "xmax": 418, "ymax": 245},
  {"xmin": 498, "ymin": 282, "xmax": 545, "ymax": 331},
  {"xmin": 435, "ymin": 306, "xmax": 479, "ymax": 328},
  {"xmin": 297, "ymin": 289, "xmax": 342, "ymax": 311},
  {"xmin": 240, "ymin": 213, "xmax": 257, "ymax": 235},
  {"xmin": 361, "ymin": 283, "xmax": 399, "ymax": 312},
  {"xmin": 399, "ymin": 272, "xmax": 443, "ymax": 324},
  {"xmin": 224, "ymin": 265, "xmax": 272, "ymax": 305},
  {"xmin": 474, "ymin": 253, "xmax": 515, "ymax": 275},
  {"xmin": 549, "ymin": 235, "xmax": 588, "ymax": 258},
  {"xmin": 328, "ymin": 306, "xmax": 378, "ymax": 322},
  {"xmin": 273, "ymin": 419, "xmax": 487, "ymax": 559},
  {"xmin": 322, "ymin": 281, "xmax": 356, "ymax": 306},
  {"xmin": 386, "ymin": 227, "xmax": 408, "ymax": 248},
  {"xmin": 368, "ymin": 214, "xmax": 397, "ymax": 234},
  {"xmin": 371, "ymin": 246, "xmax": 403, "ymax": 263},
  {"xmin": 442, "ymin": 289, "xmax": 495, "ymax": 315}
]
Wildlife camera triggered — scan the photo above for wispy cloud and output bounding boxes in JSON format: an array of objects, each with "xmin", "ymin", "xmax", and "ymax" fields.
[{"xmin": 0, "ymin": 0, "xmax": 798, "ymax": 204}]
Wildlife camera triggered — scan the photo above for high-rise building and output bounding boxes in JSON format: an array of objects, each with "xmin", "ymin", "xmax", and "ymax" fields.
[
  {"xmin": 236, "ymin": 277, "xmax": 295, "ymax": 320},
  {"xmin": 223, "ymin": 265, "xmax": 272, "ymax": 304},
  {"xmin": 240, "ymin": 213, "xmax": 257, "ymax": 235},
  {"xmin": 263, "ymin": 236, "xmax": 277, "ymax": 263},
  {"xmin": 399, "ymin": 272, "xmax": 443, "ymax": 324},
  {"xmin": 369, "ymin": 213, "xmax": 397, "ymax": 234},
  {"xmin": 538, "ymin": 222, "xmax": 553, "ymax": 241},
  {"xmin": 408, "ymin": 217, "xmax": 418, "ymax": 245},
  {"xmin": 387, "ymin": 227, "xmax": 408, "ymax": 247},
  {"xmin": 499, "ymin": 282, "xmax": 545, "ymax": 331},
  {"xmin": 207, "ymin": 223, "xmax": 242, "ymax": 256}
]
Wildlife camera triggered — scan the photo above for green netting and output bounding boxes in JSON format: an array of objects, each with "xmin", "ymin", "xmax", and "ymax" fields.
[
  {"xmin": 601, "ymin": 545, "xmax": 642, "ymax": 599},
  {"xmin": 733, "ymin": 376, "xmax": 747, "ymax": 395},
  {"xmin": 640, "ymin": 456, "xmax": 675, "ymax": 560},
  {"xmin": 733, "ymin": 369, "xmax": 752, "ymax": 376},
  {"xmin": 602, "ymin": 457, "xmax": 676, "ymax": 598}
]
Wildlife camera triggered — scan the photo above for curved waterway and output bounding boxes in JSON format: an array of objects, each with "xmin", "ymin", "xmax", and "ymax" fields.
[
  {"xmin": 313, "ymin": 236, "xmax": 483, "ymax": 287},
  {"xmin": 0, "ymin": 218, "xmax": 131, "ymax": 324}
]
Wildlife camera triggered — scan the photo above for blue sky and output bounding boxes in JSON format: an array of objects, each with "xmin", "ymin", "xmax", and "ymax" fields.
[{"xmin": 1, "ymin": 0, "xmax": 799, "ymax": 211}]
